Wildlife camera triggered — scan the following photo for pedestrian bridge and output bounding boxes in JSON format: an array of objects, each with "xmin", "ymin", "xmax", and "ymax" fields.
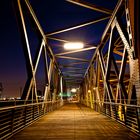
[
  {"xmin": 7, "ymin": 103, "xmax": 140, "ymax": 140},
  {"xmin": 0, "ymin": 101, "xmax": 140, "ymax": 139},
  {"xmin": 6, "ymin": 103, "xmax": 139, "ymax": 140},
  {"xmin": 0, "ymin": 0, "xmax": 140, "ymax": 139}
]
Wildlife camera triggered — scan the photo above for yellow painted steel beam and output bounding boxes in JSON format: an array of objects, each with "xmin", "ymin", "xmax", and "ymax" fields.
[
  {"xmin": 66, "ymin": 0, "xmax": 112, "ymax": 15},
  {"xmin": 56, "ymin": 55, "xmax": 89, "ymax": 62},
  {"xmin": 55, "ymin": 46, "xmax": 96, "ymax": 56},
  {"xmin": 46, "ymin": 16, "xmax": 110, "ymax": 36}
]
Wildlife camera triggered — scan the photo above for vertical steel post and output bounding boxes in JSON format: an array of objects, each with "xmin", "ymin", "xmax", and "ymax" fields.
[{"xmin": 60, "ymin": 75, "xmax": 63, "ymax": 100}]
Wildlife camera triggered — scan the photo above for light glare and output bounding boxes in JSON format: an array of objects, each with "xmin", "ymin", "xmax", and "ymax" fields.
[
  {"xmin": 71, "ymin": 88, "xmax": 77, "ymax": 93},
  {"xmin": 88, "ymin": 90, "xmax": 91, "ymax": 93},
  {"xmin": 64, "ymin": 42, "xmax": 84, "ymax": 50}
]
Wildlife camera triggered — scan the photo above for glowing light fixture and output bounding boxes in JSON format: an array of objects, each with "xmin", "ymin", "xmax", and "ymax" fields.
[
  {"xmin": 71, "ymin": 88, "xmax": 77, "ymax": 93},
  {"xmin": 88, "ymin": 90, "xmax": 91, "ymax": 93},
  {"xmin": 64, "ymin": 42, "xmax": 84, "ymax": 50}
]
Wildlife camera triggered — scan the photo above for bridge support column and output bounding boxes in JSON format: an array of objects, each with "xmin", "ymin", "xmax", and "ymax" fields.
[
  {"xmin": 126, "ymin": 0, "xmax": 140, "ymax": 105},
  {"xmin": 60, "ymin": 75, "xmax": 63, "ymax": 100},
  {"xmin": 134, "ymin": 0, "xmax": 140, "ymax": 105}
]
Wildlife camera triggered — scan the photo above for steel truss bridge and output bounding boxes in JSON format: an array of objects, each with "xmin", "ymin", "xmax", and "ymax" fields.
[{"xmin": 0, "ymin": 0, "xmax": 140, "ymax": 139}]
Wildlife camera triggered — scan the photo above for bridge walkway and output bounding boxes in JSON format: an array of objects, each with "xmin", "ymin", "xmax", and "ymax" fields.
[{"xmin": 9, "ymin": 103, "xmax": 140, "ymax": 140}]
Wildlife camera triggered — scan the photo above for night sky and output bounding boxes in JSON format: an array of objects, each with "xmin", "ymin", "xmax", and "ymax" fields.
[
  {"xmin": 0, "ymin": 1, "xmax": 26, "ymax": 97},
  {"xmin": 0, "ymin": 0, "xmax": 117, "ymax": 97}
]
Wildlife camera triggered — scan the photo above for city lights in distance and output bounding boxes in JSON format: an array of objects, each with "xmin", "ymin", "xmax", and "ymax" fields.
[
  {"xmin": 64, "ymin": 42, "xmax": 84, "ymax": 50},
  {"xmin": 71, "ymin": 88, "xmax": 77, "ymax": 93},
  {"xmin": 88, "ymin": 90, "xmax": 91, "ymax": 93}
]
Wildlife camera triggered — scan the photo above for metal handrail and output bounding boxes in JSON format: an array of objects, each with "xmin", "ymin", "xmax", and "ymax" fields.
[
  {"xmin": 83, "ymin": 100, "xmax": 140, "ymax": 135},
  {"xmin": 93, "ymin": 100, "xmax": 140, "ymax": 108},
  {"xmin": 0, "ymin": 100, "xmax": 63, "ymax": 140},
  {"xmin": 0, "ymin": 101, "xmax": 54, "ymax": 111}
]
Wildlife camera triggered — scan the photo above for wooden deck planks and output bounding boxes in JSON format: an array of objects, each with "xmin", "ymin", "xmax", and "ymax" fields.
[{"xmin": 9, "ymin": 103, "xmax": 140, "ymax": 140}]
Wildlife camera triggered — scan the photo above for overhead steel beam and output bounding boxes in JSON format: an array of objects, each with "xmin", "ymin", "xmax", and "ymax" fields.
[
  {"xmin": 65, "ymin": 78, "xmax": 83, "ymax": 81},
  {"xmin": 64, "ymin": 78, "xmax": 82, "ymax": 80},
  {"xmin": 66, "ymin": 79, "xmax": 82, "ymax": 82},
  {"xmin": 66, "ymin": 80, "xmax": 83, "ymax": 82},
  {"xmin": 64, "ymin": 73, "xmax": 83, "ymax": 76},
  {"xmin": 47, "ymin": 37, "xmax": 97, "ymax": 49},
  {"xmin": 56, "ymin": 55, "xmax": 89, "ymax": 62},
  {"xmin": 63, "ymin": 72, "xmax": 84, "ymax": 75},
  {"xmin": 99, "ymin": 79, "xmax": 129, "ymax": 83},
  {"xmin": 60, "ymin": 65, "xmax": 86, "ymax": 69},
  {"xmin": 64, "ymin": 75, "xmax": 83, "ymax": 78},
  {"xmin": 66, "ymin": 81, "xmax": 81, "ymax": 83},
  {"xmin": 66, "ymin": 81, "xmax": 82, "ymax": 83},
  {"xmin": 115, "ymin": 19, "xmax": 133, "ymax": 59},
  {"xmin": 65, "ymin": 78, "xmax": 83, "ymax": 80},
  {"xmin": 116, "ymin": 60, "xmax": 129, "ymax": 63},
  {"xmin": 55, "ymin": 46, "xmax": 96, "ymax": 56},
  {"xmin": 60, "ymin": 61, "xmax": 88, "ymax": 66},
  {"xmin": 64, "ymin": 73, "xmax": 83, "ymax": 77},
  {"xmin": 62, "ymin": 70, "xmax": 85, "ymax": 73},
  {"xmin": 84, "ymin": 0, "xmax": 123, "ymax": 78},
  {"xmin": 114, "ymin": 37, "xmax": 121, "ymax": 45},
  {"xmin": 66, "ymin": 83, "xmax": 80, "ymax": 86},
  {"xmin": 113, "ymin": 50, "xmax": 123, "ymax": 56},
  {"xmin": 66, "ymin": 0, "xmax": 112, "ymax": 15},
  {"xmin": 64, "ymin": 78, "xmax": 83, "ymax": 80},
  {"xmin": 60, "ymin": 65, "xmax": 86, "ymax": 71},
  {"xmin": 101, "ymin": 0, "xmax": 123, "ymax": 42},
  {"xmin": 24, "ymin": 0, "xmax": 61, "ymax": 73},
  {"xmin": 64, "ymin": 77, "xmax": 82, "ymax": 82},
  {"xmin": 47, "ymin": 36, "xmax": 69, "ymax": 43},
  {"xmin": 46, "ymin": 16, "xmax": 110, "ymax": 36},
  {"xmin": 65, "ymin": 81, "xmax": 82, "ymax": 84},
  {"xmin": 24, "ymin": 0, "xmax": 45, "ymax": 39}
]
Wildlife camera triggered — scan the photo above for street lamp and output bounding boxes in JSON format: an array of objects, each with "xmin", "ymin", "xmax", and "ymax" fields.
[{"xmin": 64, "ymin": 42, "xmax": 84, "ymax": 50}]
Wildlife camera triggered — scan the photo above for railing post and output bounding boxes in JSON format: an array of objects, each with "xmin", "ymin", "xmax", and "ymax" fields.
[
  {"xmin": 32, "ymin": 105, "xmax": 34, "ymax": 120},
  {"xmin": 11, "ymin": 108, "xmax": 15, "ymax": 133},
  {"xmin": 136, "ymin": 107, "xmax": 140, "ymax": 133},
  {"xmin": 122, "ymin": 105, "xmax": 127, "ymax": 125},
  {"xmin": 24, "ymin": 106, "xmax": 27, "ymax": 126},
  {"xmin": 114, "ymin": 104, "xmax": 118, "ymax": 121}
]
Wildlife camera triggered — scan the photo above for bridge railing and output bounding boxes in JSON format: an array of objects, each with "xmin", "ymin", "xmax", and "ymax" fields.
[
  {"xmin": 82, "ymin": 100, "xmax": 140, "ymax": 134},
  {"xmin": 0, "ymin": 100, "xmax": 63, "ymax": 140}
]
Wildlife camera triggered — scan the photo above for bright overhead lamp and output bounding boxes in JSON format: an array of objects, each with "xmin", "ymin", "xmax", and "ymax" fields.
[{"xmin": 64, "ymin": 42, "xmax": 84, "ymax": 50}]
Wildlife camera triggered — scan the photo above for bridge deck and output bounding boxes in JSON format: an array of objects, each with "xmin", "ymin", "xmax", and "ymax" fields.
[{"xmin": 9, "ymin": 103, "xmax": 140, "ymax": 140}]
